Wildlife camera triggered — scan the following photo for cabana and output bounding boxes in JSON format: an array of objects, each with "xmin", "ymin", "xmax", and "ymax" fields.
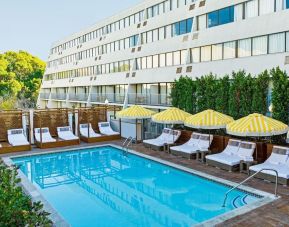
[
  {"xmin": 78, "ymin": 107, "xmax": 121, "ymax": 143},
  {"xmin": 0, "ymin": 110, "xmax": 31, "ymax": 153},
  {"xmin": 33, "ymin": 108, "xmax": 79, "ymax": 149}
]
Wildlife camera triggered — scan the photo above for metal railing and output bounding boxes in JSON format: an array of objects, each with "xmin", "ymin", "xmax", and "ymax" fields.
[
  {"xmin": 222, "ymin": 168, "xmax": 279, "ymax": 207},
  {"xmin": 51, "ymin": 93, "xmax": 67, "ymax": 100},
  {"xmin": 68, "ymin": 93, "xmax": 88, "ymax": 101},
  {"xmin": 122, "ymin": 136, "xmax": 135, "ymax": 153}
]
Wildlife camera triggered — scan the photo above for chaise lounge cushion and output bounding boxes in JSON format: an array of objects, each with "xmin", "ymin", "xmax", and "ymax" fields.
[{"xmin": 206, "ymin": 153, "xmax": 243, "ymax": 166}]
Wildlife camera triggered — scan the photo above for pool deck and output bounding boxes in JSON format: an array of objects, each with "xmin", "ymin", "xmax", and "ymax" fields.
[{"xmin": 1, "ymin": 140, "xmax": 289, "ymax": 226}]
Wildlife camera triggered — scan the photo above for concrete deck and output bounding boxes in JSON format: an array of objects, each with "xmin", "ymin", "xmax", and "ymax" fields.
[{"xmin": 1, "ymin": 140, "xmax": 289, "ymax": 226}]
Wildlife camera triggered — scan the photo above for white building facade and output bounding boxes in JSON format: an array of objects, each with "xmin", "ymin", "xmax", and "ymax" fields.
[{"xmin": 38, "ymin": 0, "xmax": 289, "ymax": 110}]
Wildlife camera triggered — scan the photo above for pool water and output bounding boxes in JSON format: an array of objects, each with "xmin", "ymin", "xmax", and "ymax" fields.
[{"xmin": 13, "ymin": 146, "xmax": 260, "ymax": 227}]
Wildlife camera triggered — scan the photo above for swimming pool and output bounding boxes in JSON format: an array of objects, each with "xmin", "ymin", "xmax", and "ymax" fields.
[{"xmin": 12, "ymin": 145, "xmax": 272, "ymax": 226}]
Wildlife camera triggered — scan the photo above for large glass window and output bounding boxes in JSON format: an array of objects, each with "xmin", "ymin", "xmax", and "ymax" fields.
[
  {"xmin": 153, "ymin": 55, "xmax": 159, "ymax": 68},
  {"xmin": 212, "ymin": 44, "xmax": 223, "ymax": 60},
  {"xmin": 186, "ymin": 18, "xmax": 193, "ymax": 33},
  {"xmin": 159, "ymin": 27, "xmax": 165, "ymax": 40},
  {"xmin": 179, "ymin": 20, "xmax": 187, "ymax": 35},
  {"xmin": 260, "ymin": 0, "xmax": 275, "ymax": 15},
  {"xmin": 173, "ymin": 51, "xmax": 181, "ymax": 65},
  {"xmin": 234, "ymin": 4, "xmax": 243, "ymax": 21},
  {"xmin": 201, "ymin": 46, "xmax": 211, "ymax": 62},
  {"xmin": 223, "ymin": 41, "xmax": 236, "ymax": 59},
  {"xmin": 173, "ymin": 22, "xmax": 180, "ymax": 36},
  {"xmin": 153, "ymin": 29, "xmax": 159, "ymax": 42},
  {"xmin": 160, "ymin": 54, "xmax": 166, "ymax": 67},
  {"xmin": 245, "ymin": 0, "xmax": 258, "ymax": 18},
  {"xmin": 287, "ymin": 0, "xmax": 289, "ymax": 8},
  {"xmin": 141, "ymin": 57, "xmax": 147, "ymax": 69},
  {"xmin": 208, "ymin": 6, "xmax": 234, "ymax": 28},
  {"xmin": 198, "ymin": 15, "xmax": 207, "ymax": 30},
  {"xmin": 166, "ymin": 25, "xmax": 172, "ymax": 38},
  {"xmin": 287, "ymin": 32, "xmax": 289, "ymax": 52},
  {"xmin": 147, "ymin": 31, "xmax": 153, "ymax": 43},
  {"xmin": 276, "ymin": 0, "xmax": 284, "ymax": 11},
  {"xmin": 147, "ymin": 56, "xmax": 153, "ymax": 69},
  {"xmin": 191, "ymin": 48, "xmax": 200, "ymax": 63},
  {"xmin": 252, "ymin": 36, "xmax": 268, "ymax": 55},
  {"xmin": 269, "ymin": 33, "xmax": 285, "ymax": 53},
  {"xmin": 181, "ymin": 50, "xmax": 187, "ymax": 64},
  {"xmin": 238, "ymin": 38, "xmax": 252, "ymax": 57},
  {"xmin": 166, "ymin": 52, "xmax": 173, "ymax": 66}
]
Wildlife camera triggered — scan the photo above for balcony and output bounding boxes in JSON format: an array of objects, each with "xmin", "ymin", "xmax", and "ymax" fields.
[
  {"xmin": 39, "ymin": 93, "xmax": 50, "ymax": 100},
  {"xmin": 90, "ymin": 93, "xmax": 172, "ymax": 106},
  {"xmin": 68, "ymin": 93, "xmax": 89, "ymax": 102},
  {"xmin": 51, "ymin": 93, "xmax": 67, "ymax": 100}
]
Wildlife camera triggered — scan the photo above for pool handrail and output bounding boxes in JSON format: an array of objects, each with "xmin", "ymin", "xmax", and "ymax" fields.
[{"xmin": 222, "ymin": 168, "xmax": 279, "ymax": 207}]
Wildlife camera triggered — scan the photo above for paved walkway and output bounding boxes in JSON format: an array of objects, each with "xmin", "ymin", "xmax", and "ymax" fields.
[{"xmin": 1, "ymin": 141, "xmax": 289, "ymax": 226}]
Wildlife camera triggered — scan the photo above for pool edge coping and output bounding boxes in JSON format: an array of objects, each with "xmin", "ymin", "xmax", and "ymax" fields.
[{"xmin": 3, "ymin": 143, "xmax": 278, "ymax": 226}]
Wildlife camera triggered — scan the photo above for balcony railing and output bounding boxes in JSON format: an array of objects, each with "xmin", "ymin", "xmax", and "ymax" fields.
[
  {"xmin": 90, "ymin": 93, "xmax": 171, "ymax": 106},
  {"xmin": 40, "ymin": 93, "xmax": 50, "ymax": 99},
  {"xmin": 68, "ymin": 93, "xmax": 89, "ymax": 102},
  {"xmin": 51, "ymin": 93, "xmax": 67, "ymax": 100}
]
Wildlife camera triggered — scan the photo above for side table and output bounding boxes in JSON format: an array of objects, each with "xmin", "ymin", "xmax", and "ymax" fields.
[
  {"xmin": 196, "ymin": 150, "xmax": 211, "ymax": 163},
  {"xmin": 240, "ymin": 160, "xmax": 258, "ymax": 175}
]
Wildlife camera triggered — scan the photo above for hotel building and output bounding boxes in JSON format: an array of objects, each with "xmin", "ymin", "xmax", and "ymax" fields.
[{"xmin": 38, "ymin": 0, "xmax": 289, "ymax": 110}]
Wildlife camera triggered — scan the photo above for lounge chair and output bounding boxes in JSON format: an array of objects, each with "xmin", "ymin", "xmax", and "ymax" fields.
[
  {"xmin": 249, "ymin": 146, "xmax": 289, "ymax": 185},
  {"xmin": 57, "ymin": 126, "xmax": 79, "ymax": 141},
  {"xmin": 170, "ymin": 133, "xmax": 206, "ymax": 159},
  {"xmin": 143, "ymin": 128, "xmax": 181, "ymax": 150},
  {"xmin": 34, "ymin": 128, "xmax": 56, "ymax": 143},
  {"xmin": 206, "ymin": 140, "xmax": 256, "ymax": 172},
  {"xmin": 98, "ymin": 122, "xmax": 119, "ymax": 136},
  {"xmin": 79, "ymin": 123, "xmax": 101, "ymax": 138},
  {"xmin": 7, "ymin": 129, "xmax": 29, "ymax": 146}
]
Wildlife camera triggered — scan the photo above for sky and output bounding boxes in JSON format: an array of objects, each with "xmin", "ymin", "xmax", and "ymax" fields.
[{"xmin": 0, "ymin": 0, "xmax": 142, "ymax": 60}]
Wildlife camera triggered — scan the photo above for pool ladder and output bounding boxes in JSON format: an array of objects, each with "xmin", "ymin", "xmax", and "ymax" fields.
[
  {"xmin": 222, "ymin": 168, "xmax": 279, "ymax": 207},
  {"xmin": 122, "ymin": 136, "xmax": 136, "ymax": 154}
]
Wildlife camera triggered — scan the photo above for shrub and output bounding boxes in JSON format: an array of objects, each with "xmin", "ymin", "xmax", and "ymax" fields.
[{"xmin": 0, "ymin": 160, "xmax": 52, "ymax": 226}]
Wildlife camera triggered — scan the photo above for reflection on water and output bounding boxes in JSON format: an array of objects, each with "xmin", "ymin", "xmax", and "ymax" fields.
[{"xmin": 14, "ymin": 146, "xmax": 259, "ymax": 227}]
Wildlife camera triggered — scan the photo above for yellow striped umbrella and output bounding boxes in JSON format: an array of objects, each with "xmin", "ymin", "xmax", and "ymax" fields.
[
  {"xmin": 152, "ymin": 107, "xmax": 191, "ymax": 124},
  {"xmin": 226, "ymin": 113, "xmax": 289, "ymax": 137},
  {"xmin": 116, "ymin": 105, "xmax": 155, "ymax": 119},
  {"xmin": 185, "ymin": 109, "xmax": 234, "ymax": 129}
]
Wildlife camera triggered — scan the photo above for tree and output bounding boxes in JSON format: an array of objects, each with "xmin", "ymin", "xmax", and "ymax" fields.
[
  {"xmin": 215, "ymin": 75, "xmax": 230, "ymax": 115},
  {"xmin": 271, "ymin": 67, "xmax": 289, "ymax": 124},
  {"xmin": 195, "ymin": 76, "xmax": 207, "ymax": 112},
  {"xmin": 251, "ymin": 70, "xmax": 270, "ymax": 115},
  {"xmin": 0, "ymin": 51, "xmax": 45, "ymax": 109},
  {"xmin": 171, "ymin": 76, "xmax": 196, "ymax": 113}
]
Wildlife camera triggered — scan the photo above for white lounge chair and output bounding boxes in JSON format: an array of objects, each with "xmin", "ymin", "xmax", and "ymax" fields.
[
  {"xmin": 206, "ymin": 139, "xmax": 247, "ymax": 171},
  {"xmin": 143, "ymin": 129, "xmax": 181, "ymax": 150},
  {"xmin": 249, "ymin": 146, "xmax": 289, "ymax": 185},
  {"xmin": 170, "ymin": 132, "xmax": 202, "ymax": 159},
  {"xmin": 98, "ymin": 122, "xmax": 119, "ymax": 136},
  {"xmin": 57, "ymin": 126, "xmax": 79, "ymax": 141},
  {"xmin": 34, "ymin": 128, "xmax": 56, "ymax": 143},
  {"xmin": 7, "ymin": 129, "xmax": 29, "ymax": 146},
  {"xmin": 80, "ymin": 123, "xmax": 101, "ymax": 138}
]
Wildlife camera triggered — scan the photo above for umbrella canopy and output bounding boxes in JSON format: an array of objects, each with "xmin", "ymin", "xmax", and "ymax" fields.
[
  {"xmin": 116, "ymin": 105, "xmax": 155, "ymax": 119},
  {"xmin": 184, "ymin": 109, "xmax": 234, "ymax": 129},
  {"xmin": 152, "ymin": 107, "xmax": 191, "ymax": 124},
  {"xmin": 226, "ymin": 113, "xmax": 289, "ymax": 137}
]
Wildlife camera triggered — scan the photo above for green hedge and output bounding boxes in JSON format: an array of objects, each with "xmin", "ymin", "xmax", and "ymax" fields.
[
  {"xmin": 0, "ymin": 160, "xmax": 52, "ymax": 226},
  {"xmin": 171, "ymin": 68, "xmax": 289, "ymax": 124}
]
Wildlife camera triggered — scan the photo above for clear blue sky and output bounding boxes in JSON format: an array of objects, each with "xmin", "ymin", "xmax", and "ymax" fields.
[{"xmin": 0, "ymin": 0, "xmax": 142, "ymax": 60}]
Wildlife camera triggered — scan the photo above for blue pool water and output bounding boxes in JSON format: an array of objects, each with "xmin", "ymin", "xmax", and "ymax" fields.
[{"xmin": 13, "ymin": 146, "xmax": 260, "ymax": 227}]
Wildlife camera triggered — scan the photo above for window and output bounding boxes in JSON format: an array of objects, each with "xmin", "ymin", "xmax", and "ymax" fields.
[
  {"xmin": 153, "ymin": 55, "xmax": 159, "ymax": 68},
  {"xmin": 166, "ymin": 52, "xmax": 173, "ymax": 66},
  {"xmin": 287, "ymin": 0, "xmax": 289, "ymax": 8},
  {"xmin": 245, "ymin": 0, "xmax": 258, "ymax": 18},
  {"xmin": 186, "ymin": 18, "xmax": 193, "ymax": 33},
  {"xmin": 147, "ymin": 56, "xmax": 153, "ymax": 69},
  {"xmin": 173, "ymin": 22, "xmax": 180, "ymax": 36},
  {"xmin": 287, "ymin": 32, "xmax": 289, "ymax": 52},
  {"xmin": 198, "ymin": 15, "xmax": 206, "ymax": 30},
  {"xmin": 173, "ymin": 51, "xmax": 181, "ymax": 65},
  {"xmin": 179, "ymin": 20, "xmax": 187, "ymax": 35},
  {"xmin": 238, "ymin": 38, "xmax": 252, "ymax": 57},
  {"xmin": 147, "ymin": 31, "xmax": 153, "ymax": 43},
  {"xmin": 181, "ymin": 50, "xmax": 187, "ymax": 64},
  {"xmin": 141, "ymin": 33, "xmax": 147, "ymax": 44},
  {"xmin": 269, "ymin": 33, "xmax": 285, "ymax": 53},
  {"xmin": 234, "ymin": 4, "xmax": 243, "ymax": 21},
  {"xmin": 276, "ymin": 0, "xmax": 284, "ymax": 11},
  {"xmin": 208, "ymin": 6, "xmax": 234, "ymax": 28},
  {"xmin": 252, "ymin": 36, "xmax": 268, "ymax": 55},
  {"xmin": 212, "ymin": 44, "xmax": 223, "ymax": 60},
  {"xmin": 259, "ymin": 0, "xmax": 275, "ymax": 15},
  {"xmin": 141, "ymin": 57, "xmax": 147, "ymax": 69},
  {"xmin": 160, "ymin": 54, "xmax": 166, "ymax": 67},
  {"xmin": 201, "ymin": 46, "xmax": 211, "ymax": 62},
  {"xmin": 171, "ymin": 0, "xmax": 178, "ymax": 10},
  {"xmin": 191, "ymin": 48, "xmax": 200, "ymax": 63},
  {"xmin": 159, "ymin": 27, "xmax": 165, "ymax": 40},
  {"xmin": 153, "ymin": 29, "xmax": 159, "ymax": 42},
  {"xmin": 166, "ymin": 25, "xmax": 172, "ymax": 38},
  {"xmin": 223, "ymin": 41, "xmax": 236, "ymax": 59}
]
